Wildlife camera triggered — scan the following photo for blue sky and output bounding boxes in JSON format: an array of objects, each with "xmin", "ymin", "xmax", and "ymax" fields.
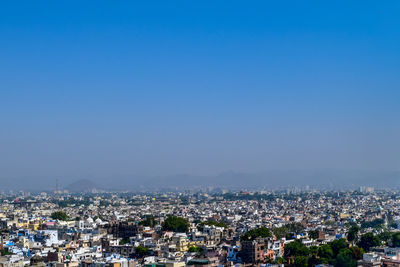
[{"xmin": 1, "ymin": 1, "xmax": 400, "ymax": 182}]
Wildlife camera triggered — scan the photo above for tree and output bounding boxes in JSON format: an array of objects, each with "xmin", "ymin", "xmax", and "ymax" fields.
[
  {"xmin": 51, "ymin": 211, "xmax": 68, "ymax": 221},
  {"xmin": 349, "ymin": 246, "xmax": 364, "ymax": 260},
  {"xmin": 162, "ymin": 216, "xmax": 190, "ymax": 232},
  {"xmin": 188, "ymin": 246, "xmax": 204, "ymax": 256},
  {"xmin": 334, "ymin": 249, "xmax": 357, "ymax": 267},
  {"xmin": 330, "ymin": 238, "xmax": 348, "ymax": 257},
  {"xmin": 284, "ymin": 240, "xmax": 309, "ymax": 262},
  {"xmin": 241, "ymin": 227, "xmax": 272, "ymax": 240},
  {"xmin": 0, "ymin": 248, "xmax": 12, "ymax": 256},
  {"xmin": 135, "ymin": 246, "xmax": 149, "ymax": 257},
  {"xmin": 139, "ymin": 216, "xmax": 157, "ymax": 227},
  {"xmin": 309, "ymin": 246, "xmax": 318, "ymax": 256},
  {"xmin": 308, "ymin": 246, "xmax": 319, "ymax": 266},
  {"xmin": 286, "ymin": 222, "xmax": 305, "ymax": 234},
  {"xmin": 361, "ymin": 219, "xmax": 384, "ymax": 229},
  {"xmin": 294, "ymin": 255, "xmax": 308, "ymax": 267},
  {"xmin": 317, "ymin": 244, "xmax": 334, "ymax": 261},
  {"xmin": 308, "ymin": 230, "xmax": 319, "ymax": 240},
  {"xmin": 273, "ymin": 223, "xmax": 304, "ymax": 240},
  {"xmin": 378, "ymin": 231, "xmax": 392, "ymax": 244},
  {"xmin": 392, "ymin": 232, "xmax": 400, "ymax": 247},
  {"xmin": 120, "ymin": 237, "xmax": 130, "ymax": 245},
  {"xmin": 347, "ymin": 225, "xmax": 360, "ymax": 243},
  {"xmin": 357, "ymin": 233, "xmax": 380, "ymax": 252},
  {"xmin": 188, "ymin": 246, "xmax": 201, "ymax": 253},
  {"xmin": 273, "ymin": 226, "xmax": 289, "ymax": 239},
  {"xmin": 275, "ymin": 257, "xmax": 286, "ymax": 264}
]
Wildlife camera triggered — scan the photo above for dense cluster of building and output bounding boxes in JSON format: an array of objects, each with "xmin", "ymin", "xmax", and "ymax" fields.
[{"xmin": 1, "ymin": 189, "xmax": 400, "ymax": 267}]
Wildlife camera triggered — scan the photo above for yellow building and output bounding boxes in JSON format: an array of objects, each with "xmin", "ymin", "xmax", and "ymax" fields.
[{"xmin": 172, "ymin": 234, "xmax": 189, "ymax": 252}]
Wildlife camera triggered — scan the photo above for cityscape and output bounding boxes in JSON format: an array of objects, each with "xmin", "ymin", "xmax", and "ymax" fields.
[
  {"xmin": 1, "ymin": 187, "xmax": 400, "ymax": 266},
  {"xmin": 1, "ymin": 1, "xmax": 400, "ymax": 267}
]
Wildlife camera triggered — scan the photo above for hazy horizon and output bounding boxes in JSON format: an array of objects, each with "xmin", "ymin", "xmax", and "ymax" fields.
[
  {"xmin": 2, "ymin": 169, "xmax": 400, "ymax": 192},
  {"xmin": 1, "ymin": 1, "xmax": 400, "ymax": 190}
]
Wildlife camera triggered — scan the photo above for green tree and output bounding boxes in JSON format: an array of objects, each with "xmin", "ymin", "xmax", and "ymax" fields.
[
  {"xmin": 135, "ymin": 246, "xmax": 149, "ymax": 257},
  {"xmin": 284, "ymin": 240, "xmax": 309, "ymax": 260},
  {"xmin": 330, "ymin": 238, "xmax": 348, "ymax": 257},
  {"xmin": 162, "ymin": 216, "xmax": 190, "ymax": 232},
  {"xmin": 308, "ymin": 246, "xmax": 319, "ymax": 266},
  {"xmin": 51, "ymin": 211, "xmax": 68, "ymax": 221},
  {"xmin": 294, "ymin": 255, "xmax": 308, "ymax": 267},
  {"xmin": 273, "ymin": 223, "xmax": 304, "ymax": 240},
  {"xmin": 378, "ymin": 231, "xmax": 392, "ymax": 244},
  {"xmin": 392, "ymin": 232, "xmax": 400, "ymax": 247},
  {"xmin": 188, "ymin": 246, "xmax": 204, "ymax": 256},
  {"xmin": 347, "ymin": 225, "xmax": 360, "ymax": 243},
  {"xmin": 241, "ymin": 227, "xmax": 272, "ymax": 240},
  {"xmin": 334, "ymin": 249, "xmax": 357, "ymax": 267},
  {"xmin": 349, "ymin": 246, "xmax": 364, "ymax": 260},
  {"xmin": 309, "ymin": 246, "xmax": 318, "ymax": 256},
  {"xmin": 361, "ymin": 219, "xmax": 384, "ymax": 229},
  {"xmin": 286, "ymin": 222, "xmax": 305, "ymax": 234},
  {"xmin": 188, "ymin": 246, "xmax": 201, "ymax": 253},
  {"xmin": 139, "ymin": 216, "xmax": 157, "ymax": 227},
  {"xmin": 308, "ymin": 230, "xmax": 319, "ymax": 240},
  {"xmin": 120, "ymin": 237, "xmax": 130, "ymax": 245},
  {"xmin": 357, "ymin": 233, "xmax": 380, "ymax": 252},
  {"xmin": 317, "ymin": 244, "xmax": 334, "ymax": 261},
  {"xmin": 0, "ymin": 248, "xmax": 12, "ymax": 256},
  {"xmin": 273, "ymin": 226, "xmax": 289, "ymax": 239}
]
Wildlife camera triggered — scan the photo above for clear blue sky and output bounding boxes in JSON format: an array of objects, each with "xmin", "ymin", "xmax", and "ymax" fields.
[{"xmin": 1, "ymin": 1, "xmax": 400, "ymax": 183}]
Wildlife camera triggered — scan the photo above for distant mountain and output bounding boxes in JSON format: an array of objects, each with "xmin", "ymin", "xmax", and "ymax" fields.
[
  {"xmin": 99, "ymin": 169, "xmax": 400, "ymax": 191},
  {"xmin": 65, "ymin": 179, "xmax": 100, "ymax": 192},
  {"xmin": 2, "ymin": 169, "xmax": 400, "ymax": 192}
]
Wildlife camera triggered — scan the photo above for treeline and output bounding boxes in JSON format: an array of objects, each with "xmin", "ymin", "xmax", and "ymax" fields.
[
  {"xmin": 353, "ymin": 230, "xmax": 400, "ymax": 251},
  {"xmin": 273, "ymin": 222, "xmax": 305, "ymax": 239},
  {"xmin": 139, "ymin": 216, "xmax": 157, "ymax": 227},
  {"xmin": 241, "ymin": 227, "xmax": 272, "ymax": 240},
  {"xmin": 161, "ymin": 216, "xmax": 190, "ymax": 233},
  {"xmin": 241, "ymin": 223, "xmax": 305, "ymax": 241},
  {"xmin": 57, "ymin": 198, "xmax": 92, "ymax": 207},
  {"xmin": 239, "ymin": 223, "xmax": 400, "ymax": 267},
  {"xmin": 282, "ymin": 238, "xmax": 363, "ymax": 267},
  {"xmin": 50, "ymin": 211, "xmax": 69, "ymax": 221},
  {"xmin": 286, "ymin": 231, "xmax": 400, "ymax": 267},
  {"xmin": 240, "ymin": 225, "xmax": 364, "ymax": 267},
  {"xmin": 360, "ymin": 218, "xmax": 385, "ymax": 229}
]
